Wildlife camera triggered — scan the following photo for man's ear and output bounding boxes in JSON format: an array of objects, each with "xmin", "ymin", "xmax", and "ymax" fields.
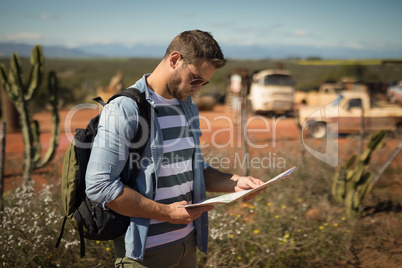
[{"xmin": 169, "ymin": 52, "xmax": 181, "ymax": 69}]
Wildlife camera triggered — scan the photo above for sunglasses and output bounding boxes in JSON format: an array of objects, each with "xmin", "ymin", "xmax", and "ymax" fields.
[{"xmin": 181, "ymin": 56, "xmax": 210, "ymax": 86}]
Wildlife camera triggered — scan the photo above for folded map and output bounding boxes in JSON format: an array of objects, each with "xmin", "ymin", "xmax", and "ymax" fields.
[{"xmin": 182, "ymin": 166, "xmax": 296, "ymax": 208}]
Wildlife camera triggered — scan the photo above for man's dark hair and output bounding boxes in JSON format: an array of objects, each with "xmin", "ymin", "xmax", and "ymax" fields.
[{"xmin": 164, "ymin": 30, "xmax": 226, "ymax": 69}]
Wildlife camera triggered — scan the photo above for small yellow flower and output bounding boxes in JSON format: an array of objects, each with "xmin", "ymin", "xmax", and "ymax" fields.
[
  {"xmin": 237, "ymin": 256, "xmax": 242, "ymax": 260},
  {"xmin": 333, "ymin": 223, "xmax": 339, "ymax": 227},
  {"xmin": 230, "ymin": 235, "xmax": 234, "ymax": 238},
  {"xmin": 106, "ymin": 247, "xmax": 110, "ymax": 251},
  {"xmin": 253, "ymin": 230, "xmax": 259, "ymax": 234},
  {"xmin": 341, "ymin": 217, "xmax": 346, "ymax": 221},
  {"xmin": 237, "ymin": 214, "xmax": 241, "ymax": 218},
  {"xmin": 267, "ymin": 202, "xmax": 272, "ymax": 206},
  {"xmin": 284, "ymin": 233, "xmax": 290, "ymax": 238},
  {"xmin": 324, "ymin": 223, "xmax": 328, "ymax": 226},
  {"xmin": 275, "ymin": 215, "xmax": 279, "ymax": 218},
  {"xmin": 319, "ymin": 226, "xmax": 324, "ymax": 230},
  {"xmin": 250, "ymin": 205, "xmax": 255, "ymax": 209},
  {"xmin": 243, "ymin": 203, "xmax": 248, "ymax": 207},
  {"xmin": 281, "ymin": 205, "xmax": 287, "ymax": 209},
  {"xmin": 290, "ymin": 239, "xmax": 295, "ymax": 244},
  {"xmin": 96, "ymin": 241, "xmax": 100, "ymax": 244},
  {"xmin": 297, "ymin": 198, "xmax": 303, "ymax": 202},
  {"xmin": 347, "ymin": 230, "xmax": 351, "ymax": 233},
  {"xmin": 229, "ymin": 213, "xmax": 233, "ymax": 216},
  {"xmin": 282, "ymin": 238, "xmax": 287, "ymax": 242},
  {"xmin": 297, "ymin": 229, "xmax": 302, "ymax": 232}
]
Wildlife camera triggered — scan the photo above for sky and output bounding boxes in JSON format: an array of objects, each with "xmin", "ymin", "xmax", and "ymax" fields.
[{"xmin": 1, "ymin": 0, "xmax": 402, "ymax": 58}]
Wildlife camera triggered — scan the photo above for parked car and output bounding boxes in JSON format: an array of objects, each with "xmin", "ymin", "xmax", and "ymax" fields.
[
  {"xmin": 248, "ymin": 69, "xmax": 294, "ymax": 115},
  {"xmin": 387, "ymin": 81, "xmax": 402, "ymax": 104},
  {"xmin": 297, "ymin": 91, "xmax": 402, "ymax": 139}
]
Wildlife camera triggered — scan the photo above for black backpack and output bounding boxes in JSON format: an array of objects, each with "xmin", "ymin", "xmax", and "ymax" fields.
[{"xmin": 55, "ymin": 87, "xmax": 150, "ymax": 257}]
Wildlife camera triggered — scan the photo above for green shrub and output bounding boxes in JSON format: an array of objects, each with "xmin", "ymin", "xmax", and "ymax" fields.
[
  {"xmin": 198, "ymin": 147, "xmax": 355, "ymax": 267},
  {"xmin": 0, "ymin": 183, "xmax": 115, "ymax": 267},
  {"xmin": 1, "ymin": 138, "xmax": 399, "ymax": 267}
]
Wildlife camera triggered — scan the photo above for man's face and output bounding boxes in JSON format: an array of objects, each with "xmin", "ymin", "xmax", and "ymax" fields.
[{"xmin": 166, "ymin": 59, "xmax": 215, "ymax": 101}]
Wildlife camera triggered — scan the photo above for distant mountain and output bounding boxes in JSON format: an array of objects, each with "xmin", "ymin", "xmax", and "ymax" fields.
[
  {"xmin": 221, "ymin": 44, "xmax": 402, "ymax": 59},
  {"xmin": 76, "ymin": 42, "xmax": 402, "ymax": 59},
  {"xmin": 0, "ymin": 42, "xmax": 90, "ymax": 58},
  {"xmin": 76, "ymin": 43, "xmax": 402, "ymax": 59},
  {"xmin": 76, "ymin": 43, "xmax": 166, "ymax": 58},
  {"xmin": 1, "ymin": 42, "xmax": 401, "ymax": 59}
]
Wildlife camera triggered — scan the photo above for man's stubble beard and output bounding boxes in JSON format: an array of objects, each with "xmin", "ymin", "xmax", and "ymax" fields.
[{"xmin": 166, "ymin": 72, "xmax": 187, "ymax": 101}]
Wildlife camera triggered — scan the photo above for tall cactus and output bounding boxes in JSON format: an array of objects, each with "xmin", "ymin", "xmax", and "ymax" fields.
[
  {"xmin": 331, "ymin": 130, "xmax": 386, "ymax": 218},
  {"xmin": 0, "ymin": 45, "xmax": 60, "ymax": 184}
]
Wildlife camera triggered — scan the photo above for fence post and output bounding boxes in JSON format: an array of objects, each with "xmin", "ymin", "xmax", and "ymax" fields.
[
  {"xmin": 360, "ymin": 105, "xmax": 365, "ymax": 155},
  {"xmin": 0, "ymin": 121, "xmax": 6, "ymax": 212},
  {"xmin": 371, "ymin": 141, "xmax": 402, "ymax": 187}
]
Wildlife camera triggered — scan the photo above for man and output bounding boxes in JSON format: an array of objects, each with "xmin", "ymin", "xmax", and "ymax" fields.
[{"xmin": 86, "ymin": 30, "xmax": 265, "ymax": 267}]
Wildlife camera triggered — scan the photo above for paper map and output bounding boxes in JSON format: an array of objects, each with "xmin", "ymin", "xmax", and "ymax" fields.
[{"xmin": 182, "ymin": 166, "xmax": 296, "ymax": 208}]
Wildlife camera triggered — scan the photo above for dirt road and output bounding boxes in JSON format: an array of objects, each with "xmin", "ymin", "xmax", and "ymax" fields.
[{"xmin": 3, "ymin": 105, "xmax": 401, "ymax": 191}]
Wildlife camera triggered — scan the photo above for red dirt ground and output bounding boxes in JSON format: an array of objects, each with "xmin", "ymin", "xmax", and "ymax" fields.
[{"xmin": 3, "ymin": 104, "xmax": 401, "ymax": 196}]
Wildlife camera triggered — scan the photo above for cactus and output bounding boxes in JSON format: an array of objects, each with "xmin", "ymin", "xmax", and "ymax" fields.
[
  {"xmin": 0, "ymin": 45, "xmax": 60, "ymax": 184},
  {"xmin": 331, "ymin": 130, "xmax": 386, "ymax": 218}
]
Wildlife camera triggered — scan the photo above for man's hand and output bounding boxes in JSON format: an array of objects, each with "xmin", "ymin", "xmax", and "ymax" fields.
[
  {"xmin": 233, "ymin": 176, "xmax": 266, "ymax": 200},
  {"xmin": 164, "ymin": 201, "xmax": 214, "ymax": 225},
  {"xmin": 106, "ymin": 186, "xmax": 213, "ymax": 224}
]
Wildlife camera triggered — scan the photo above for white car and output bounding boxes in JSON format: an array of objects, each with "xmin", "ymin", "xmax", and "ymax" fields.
[{"xmin": 248, "ymin": 69, "xmax": 294, "ymax": 115}]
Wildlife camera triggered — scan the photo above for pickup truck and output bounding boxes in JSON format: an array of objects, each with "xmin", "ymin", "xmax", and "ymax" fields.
[
  {"xmin": 297, "ymin": 91, "xmax": 402, "ymax": 139},
  {"xmin": 294, "ymin": 80, "xmax": 368, "ymax": 107}
]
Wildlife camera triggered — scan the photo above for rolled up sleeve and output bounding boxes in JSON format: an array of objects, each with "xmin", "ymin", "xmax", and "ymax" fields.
[{"xmin": 85, "ymin": 97, "xmax": 139, "ymax": 208}]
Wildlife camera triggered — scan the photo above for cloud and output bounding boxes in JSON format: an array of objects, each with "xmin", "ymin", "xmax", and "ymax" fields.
[
  {"xmin": 343, "ymin": 43, "xmax": 365, "ymax": 50},
  {"xmin": 38, "ymin": 13, "xmax": 55, "ymax": 19},
  {"xmin": 0, "ymin": 32, "xmax": 42, "ymax": 43},
  {"xmin": 212, "ymin": 22, "xmax": 234, "ymax": 28},
  {"xmin": 182, "ymin": 12, "xmax": 195, "ymax": 18},
  {"xmin": 235, "ymin": 27, "xmax": 253, "ymax": 33},
  {"xmin": 259, "ymin": 23, "xmax": 282, "ymax": 33},
  {"xmin": 34, "ymin": 13, "xmax": 58, "ymax": 20},
  {"xmin": 290, "ymin": 29, "xmax": 310, "ymax": 37}
]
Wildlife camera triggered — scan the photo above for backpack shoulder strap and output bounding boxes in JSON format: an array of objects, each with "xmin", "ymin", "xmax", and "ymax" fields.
[
  {"xmin": 92, "ymin": 96, "xmax": 106, "ymax": 107},
  {"xmin": 91, "ymin": 87, "xmax": 146, "ymax": 107},
  {"xmin": 107, "ymin": 87, "xmax": 147, "ymax": 105},
  {"xmin": 108, "ymin": 87, "xmax": 150, "ymax": 142},
  {"xmin": 106, "ymin": 88, "xmax": 151, "ymax": 187}
]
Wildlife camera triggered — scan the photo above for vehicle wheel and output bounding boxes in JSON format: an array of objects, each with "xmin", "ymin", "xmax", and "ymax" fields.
[
  {"xmin": 396, "ymin": 123, "xmax": 402, "ymax": 138},
  {"xmin": 308, "ymin": 121, "xmax": 327, "ymax": 139},
  {"xmin": 248, "ymin": 102, "xmax": 259, "ymax": 115},
  {"xmin": 389, "ymin": 95, "xmax": 396, "ymax": 104}
]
